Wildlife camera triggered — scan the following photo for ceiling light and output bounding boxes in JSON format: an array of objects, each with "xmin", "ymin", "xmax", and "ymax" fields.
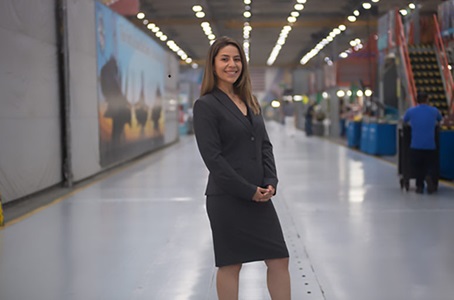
[
  {"xmin": 333, "ymin": 28, "xmax": 341, "ymax": 35},
  {"xmin": 268, "ymin": 0, "xmax": 309, "ymax": 66},
  {"xmin": 348, "ymin": 16, "xmax": 357, "ymax": 22},
  {"xmin": 409, "ymin": 3, "xmax": 416, "ymax": 9},
  {"xmin": 293, "ymin": 95, "xmax": 303, "ymax": 101},
  {"xmin": 147, "ymin": 23, "xmax": 156, "ymax": 30},
  {"xmin": 192, "ymin": 5, "xmax": 203, "ymax": 12},
  {"xmin": 185, "ymin": 58, "xmax": 192, "ymax": 63},
  {"xmin": 152, "ymin": 26, "xmax": 160, "ymax": 32},
  {"xmin": 244, "ymin": 0, "xmax": 251, "ymax": 4},
  {"xmin": 160, "ymin": 35, "xmax": 167, "ymax": 41},
  {"xmin": 371, "ymin": 0, "xmax": 379, "ymax": 2},
  {"xmin": 357, "ymin": 90, "xmax": 364, "ymax": 97},
  {"xmin": 196, "ymin": 12, "xmax": 205, "ymax": 18},
  {"xmin": 243, "ymin": 11, "xmax": 252, "ymax": 18},
  {"xmin": 294, "ymin": 4, "xmax": 304, "ymax": 10},
  {"xmin": 337, "ymin": 90, "xmax": 346, "ymax": 97},
  {"xmin": 365, "ymin": 89, "xmax": 373, "ymax": 97},
  {"xmin": 191, "ymin": 63, "xmax": 198, "ymax": 69},
  {"xmin": 155, "ymin": 31, "xmax": 163, "ymax": 37},
  {"xmin": 339, "ymin": 24, "xmax": 346, "ymax": 31},
  {"xmin": 201, "ymin": 22, "xmax": 210, "ymax": 28},
  {"xmin": 137, "ymin": 12, "xmax": 145, "ymax": 19},
  {"xmin": 143, "ymin": 20, "xmax": 149, "ymax": 25},
  {"xmin": 339, "ymin": 52, "xmax": 348, "ymax": 58},
  {"xmin": 353, "ymin": 10, "xmax": 360, "ymax": 16},
  {"xmin": 362, "ymin": 3, "xmax": 372, "ymax": 10},
  {"xmin": 271, "ymin": 100, "xmax": 281, "ymax": 108}
]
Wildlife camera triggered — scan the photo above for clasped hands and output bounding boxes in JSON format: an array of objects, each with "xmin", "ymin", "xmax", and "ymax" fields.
[{"xmin": 252, "ymin": 185, "xmax": 275, "ymax": 202}]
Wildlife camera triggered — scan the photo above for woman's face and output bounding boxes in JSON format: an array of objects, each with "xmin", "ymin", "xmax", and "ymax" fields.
[{"xmin": 214, "ymin": 44, "xmax": 242, "ymax": 88}]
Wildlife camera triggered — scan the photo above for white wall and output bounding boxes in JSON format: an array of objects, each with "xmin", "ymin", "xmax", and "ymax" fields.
[
  {"xmin": 0, "ymin": 0, "xmax": 62, "ymax": 203},
  {"xmin": 68, "ymin": 0, "xmax": 103, "ymax": 181},
  {"xmin": 0, "ymin": 0, "xmax": 180, "ymax": 203}
]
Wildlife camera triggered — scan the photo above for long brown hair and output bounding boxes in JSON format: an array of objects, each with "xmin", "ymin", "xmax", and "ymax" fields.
[{"xmin": 200, "ymin": 36, "xmax": 260, "ymax": 115}]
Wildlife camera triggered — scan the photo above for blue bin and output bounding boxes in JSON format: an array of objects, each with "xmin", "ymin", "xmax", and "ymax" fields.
[
  {"xmin": 360, "ymin": 123, "xmax": 397, "ymax": 155},
  {"xmin": 439, "ymin": 130, "xmax": 454, "ymax": 179},
  {"xmin": 360, "ymin": 123, "xmax": 370, "ymax": 153},
  {"xmin": 372, "ymin": 123, "xmax": 397, "ymax": 155},
  {"xmin": 347, "ymin": 121, "xmax": 362, "ymax": 148}
]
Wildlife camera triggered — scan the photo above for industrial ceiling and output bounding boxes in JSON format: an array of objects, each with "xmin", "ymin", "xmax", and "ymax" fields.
[{"xmin": 130, "ymin": 0, "xmax": 439, "ymax": 68}]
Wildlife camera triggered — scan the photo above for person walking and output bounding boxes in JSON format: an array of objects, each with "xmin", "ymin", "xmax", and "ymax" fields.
[
  {"xmin": 193, "ymin": 36, "xmax": 291, "ymax": 300},
  {"xmin": 403, "ymin": 92, "xmax": 442, "ymax": 194},
  {"xmin": 305, "ymin": 101, "xmax": 315, "ymax": 137}
]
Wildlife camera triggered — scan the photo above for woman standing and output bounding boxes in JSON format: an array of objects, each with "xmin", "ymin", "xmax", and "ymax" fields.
[{"xmin": 193, "ymin": 36, "xmax": 291, "ymax": 300}]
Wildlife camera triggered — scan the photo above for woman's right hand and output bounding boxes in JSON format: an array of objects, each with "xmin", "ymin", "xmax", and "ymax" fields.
[{"xmin": 252, "ymin": 186, "xmax": 272, "ymax": 202}]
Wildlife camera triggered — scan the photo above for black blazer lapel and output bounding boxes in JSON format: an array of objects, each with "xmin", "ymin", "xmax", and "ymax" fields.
[{"xmin": 212, "ymin": 88, "xmax": 252, "ymax": 131}]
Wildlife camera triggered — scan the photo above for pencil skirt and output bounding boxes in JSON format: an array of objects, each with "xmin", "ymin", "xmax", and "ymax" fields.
[{"xmin": 206, "ymin": 194, "xmax": 289, "ymax": 267}]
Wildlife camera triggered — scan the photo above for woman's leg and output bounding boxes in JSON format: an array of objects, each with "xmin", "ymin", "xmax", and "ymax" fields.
[
  {"xmin": 216, "ymin": 264, "xmax": 242, "ymax": 300},
  {"xmin": 265, "ymin": 258, "xmax": 291, "ymax": 300}
]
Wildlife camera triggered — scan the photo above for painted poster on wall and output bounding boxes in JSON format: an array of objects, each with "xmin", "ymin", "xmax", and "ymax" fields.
[{"xmin": 95, "ymin": 2, "xmax": 169, "ymax": 167}]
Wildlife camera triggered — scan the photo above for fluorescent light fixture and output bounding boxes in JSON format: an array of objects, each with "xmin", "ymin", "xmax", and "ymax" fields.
[
  {"xmin": 337, "ymin": 90, "xmax": 346, "ymax": 97},
  {"xmin": 362, "ymin": 3, "xmax": 371, "ymax": 9},
  {"xmin": 294, "ymin": 4, "xmax": 304, "ymax": 10}
]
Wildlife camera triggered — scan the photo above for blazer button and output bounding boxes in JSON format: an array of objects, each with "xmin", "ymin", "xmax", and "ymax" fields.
[{"xmin": 251, "ymin": 136, "xmax": 255, "ymax": 141}]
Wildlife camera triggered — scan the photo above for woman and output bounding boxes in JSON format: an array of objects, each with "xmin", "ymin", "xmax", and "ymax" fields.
[{"xmin": 193, "ymin": 36, "xmax": 291, "ymax": 300}]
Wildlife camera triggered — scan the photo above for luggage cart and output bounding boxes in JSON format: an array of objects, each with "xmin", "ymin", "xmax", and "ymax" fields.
[{"xmin": 398, "ymin": 125, "xmax": 440, "ymax": 191}]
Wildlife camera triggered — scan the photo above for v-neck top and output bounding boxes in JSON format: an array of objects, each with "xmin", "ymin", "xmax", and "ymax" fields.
[{"xmin": 245, "ymin": 107, "xmax": 252, "ymax": 123}]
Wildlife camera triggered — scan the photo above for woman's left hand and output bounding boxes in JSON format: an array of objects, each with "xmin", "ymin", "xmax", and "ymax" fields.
[{"xmin": 266, "ymin": 185, "xmax": 275, "ymax": 196}]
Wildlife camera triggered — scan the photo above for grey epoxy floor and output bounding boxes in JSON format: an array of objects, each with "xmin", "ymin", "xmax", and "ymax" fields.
[{"xmin": 1, "ymin": 121, "xmax": 454, "ymax": 300}]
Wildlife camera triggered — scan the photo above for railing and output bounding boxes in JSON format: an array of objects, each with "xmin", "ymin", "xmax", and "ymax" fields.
[
  {"xmin": 395, "ymin": 10, "xmax": 417, "ymax": 107},
  {"xmin": 433, "ymin": 14, "xmax": 454, "ymax": 115}
]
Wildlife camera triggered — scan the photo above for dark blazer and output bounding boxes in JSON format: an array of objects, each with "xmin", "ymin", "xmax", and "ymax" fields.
[{"xmin": 193, "ymin": 88, "xmax": 278, "ymax": 201}]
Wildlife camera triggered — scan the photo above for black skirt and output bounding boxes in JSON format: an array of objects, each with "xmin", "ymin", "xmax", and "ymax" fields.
[{"xmin": 206, "ymin": 194, "xmax": 289, "ymax": 267}]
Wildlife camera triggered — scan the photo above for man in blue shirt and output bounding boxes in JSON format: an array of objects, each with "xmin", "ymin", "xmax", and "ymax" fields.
[{"xmin": 403, "ymin": 92, "xmax": 442, "ymax": 194}]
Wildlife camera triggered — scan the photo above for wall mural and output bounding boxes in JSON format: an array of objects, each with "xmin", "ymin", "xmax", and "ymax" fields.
[{"xmin": 95, "ymin": 2, "xmax": 167, "ymax": 167}]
